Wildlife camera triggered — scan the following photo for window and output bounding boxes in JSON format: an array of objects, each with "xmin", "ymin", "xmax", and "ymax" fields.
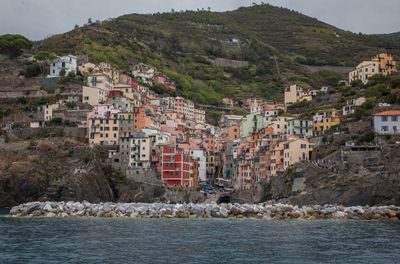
[
  {"xmin": 381, "ymin": 126, "xmax": 388, "ymax": 132},
  {"xmin": 392, "ymin": 116, "xmax": 398, "ymax": 122},
  {"xmin": 301, "ymin": 144, "xmax": 307, "ymax": 149},
  {"xmin": 382, "ymin": 116, "xmax": 388, "ymax": 122}
]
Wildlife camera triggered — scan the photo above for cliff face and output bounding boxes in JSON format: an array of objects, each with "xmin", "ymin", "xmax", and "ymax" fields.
[
  {"xmin": 263, "ymin": 147, "xmax": 400, "ymax": 206},
  {"xmin": 0, "ymin": 138, "xmax": 116, "ymax": 207},
  {"xmin": 0, "ymin": 137, "xmax": 205, "ymax": 207}
]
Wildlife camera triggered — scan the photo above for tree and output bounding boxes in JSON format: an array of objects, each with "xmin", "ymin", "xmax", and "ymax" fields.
[
  {"xmin": 74, "ymin": 24, "xmax": 79, "ymax": 30},
  {"xmin": 34, "ymin": 51, "xmax": 55, "ymax": 61},
  {"xmin": 20, "ymin": 62, "xmax": 41, "ymax": 78},
  {"xmin": 88, "ymin": 18, "xmax": 93, "ymax": 24},
  {"xmin": 0, "ymin": 34, "xmax": 32, "ymax": 58},
  {"xmin": 59, "ymin": 69, "xmax": 66, "ymax": 77}
]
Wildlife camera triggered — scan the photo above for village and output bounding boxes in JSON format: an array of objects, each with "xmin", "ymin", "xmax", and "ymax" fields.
[{"xmin": 1, "ymin": 52, "xmax": 398, "ymax": 196}]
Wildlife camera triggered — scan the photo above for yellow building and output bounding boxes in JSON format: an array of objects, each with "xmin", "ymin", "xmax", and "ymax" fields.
[
  {"xmin": 349, "ymin": 53, "xmax": 397, "ymax": 84},
  {"xmin": 87, "ymin": 105, "xmax": 121, "ymax": 145},
  {"xmin": 284, "ymin": 84, "xmax": 312, "ymax": 107},
  {"xmin": 283, "ymin": 137, "xmax": 313, "ymax": 170},
  {"xmin": 312, "ymin": 109, "xmax": 341, "ymax": 136}
]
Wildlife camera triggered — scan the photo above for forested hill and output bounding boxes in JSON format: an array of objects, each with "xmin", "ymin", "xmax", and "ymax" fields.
[{"xmin": 34, "ymin": 4, "xmax": 400, "ymax": 103}]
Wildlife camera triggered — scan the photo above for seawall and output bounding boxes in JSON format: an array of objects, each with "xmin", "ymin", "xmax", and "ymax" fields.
[{"xmin": 9, "ymin": 201, "xmax": 400, "ymax": 220}]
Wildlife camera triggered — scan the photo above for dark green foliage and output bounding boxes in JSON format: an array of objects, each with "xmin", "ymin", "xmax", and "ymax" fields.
[
  {"xmin": 59, "ymin": 69, "xmax": 66, "ymax": 77},
  {"xmin": 357, "ymin": 131, "xmax": 375, "ymax": 145},
  {"xmin": 48, "ymin": 117, "xmax": 63, "ymax": 126},
  {"xmin": 20, "ymin": 62, "xmax": 42, "ymax": 77},
  {"xmin": 150, "ymin": 83, "xmax": 176, "ymax": 97},
  {"xmin": 17, "ymin": 97, "xmax": 28, "ymax": 105},
  {"xmin": 0, "ymin": 34, "xmax": 32, "ymax": 58}
]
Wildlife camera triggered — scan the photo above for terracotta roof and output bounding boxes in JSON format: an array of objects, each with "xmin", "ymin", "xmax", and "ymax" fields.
[{"xmin": 374, "ymin": 110, "xmax": 400, "ymax": 116}]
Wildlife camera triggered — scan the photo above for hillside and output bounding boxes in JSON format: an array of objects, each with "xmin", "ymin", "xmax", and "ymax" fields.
[{"xmin": 35, "ymin": 4, "xmax": 400, "ymax": 104}]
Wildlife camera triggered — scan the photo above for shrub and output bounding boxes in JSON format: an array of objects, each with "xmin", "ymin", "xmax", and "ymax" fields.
[{"xmin": 0, "ymin": 34, "xmax": 32, "ymax": 58}]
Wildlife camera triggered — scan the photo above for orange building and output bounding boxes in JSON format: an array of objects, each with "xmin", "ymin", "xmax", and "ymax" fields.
[
  {"xmin": 226, "ymin": 124, "xmax": 240, "ymax": 141},
  {"xmin": 118, "ymin": 107, "xmax": 146, "ymax": 138}
]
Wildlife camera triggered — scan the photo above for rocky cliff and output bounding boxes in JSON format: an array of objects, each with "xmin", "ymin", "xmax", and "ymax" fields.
[
  {"xmin": 263, "ymin": 146, "xmax": 400, "ymax": 206},
  {"xmin": 0, "ymin": 136, "xmax": 203, "ymax": 208}
]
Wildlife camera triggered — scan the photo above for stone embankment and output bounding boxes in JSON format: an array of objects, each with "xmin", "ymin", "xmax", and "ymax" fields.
[{"xmin": 9, "ymin": 202, "xmax": 400, "ymax": 220}]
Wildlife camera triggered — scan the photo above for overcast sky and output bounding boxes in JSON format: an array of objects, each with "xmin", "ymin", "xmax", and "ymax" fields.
[{"xmin": 1, "ymin": 0, "xmax": 399, "ymax": 40}]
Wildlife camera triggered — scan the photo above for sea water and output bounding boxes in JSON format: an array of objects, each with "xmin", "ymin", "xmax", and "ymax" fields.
[{"xmin": 0, "ymin": 210, "xmax": 400, "ymax": 263}]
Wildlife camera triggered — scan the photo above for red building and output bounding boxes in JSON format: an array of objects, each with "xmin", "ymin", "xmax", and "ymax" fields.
[
  {"xmin": 158, "ymin": 145, "xmax": 198, "ymax": 187},
  {"xmin": 153, "ymin": 74, "xmax": 176, "ymax": 90}
]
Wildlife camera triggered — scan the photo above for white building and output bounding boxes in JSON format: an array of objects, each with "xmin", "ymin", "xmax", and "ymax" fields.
[
  {"xmin": 342, "ymin": 97, "xmax": 366, "ymax": 116},
  {"xmin": 48, "ymin": 55, "xmax": 77, "ymax": 77},
  {"xmin": 373, "ymin": 110, "xmax": 400, "ymax": 135},
  {"xmin": 190, "ymin": 149, "xmax": 207, "ymax": 181},
  {"xmin": 131, "ymin": 63, "xmax": 156, "ymax": 85},
  {"xmin": 165, "ymin": 97, "xmax": 205, "ymax": 122},
  {"xmin": 349, "ymin": 61, "xmax": 379, "ymax": 85},
  {"xmin": 128, "ymin": 132, "xmax": 151, "ymax": 170}
]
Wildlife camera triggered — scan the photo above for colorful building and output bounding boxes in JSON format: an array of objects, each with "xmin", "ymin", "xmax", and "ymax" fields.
[
  {"xmin": 87, "ymin": 105, "xmax": 120, "ymax": 145},
  {"xmin": 313, "ymin": 110, "xmax": 341, "ymax": 136},
  {"xmin": 284, "ymin": 84, "xmax": 313, "ymax": 107},
  {"xmin": 349, "ymin": 53, "xmax": 397, "ymax": 84},
  {"xmin": 158, "ymin": 145, "xmax": 198, "ymax": 187}
]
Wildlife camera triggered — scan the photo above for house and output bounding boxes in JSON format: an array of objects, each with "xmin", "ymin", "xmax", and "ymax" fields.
[
  {"xmin": 194, "ymin": 108, "xmax": 206, "ymax": 123},
  {"xmin": 44, "ymin": 103, "xmax": 60, "ymax": 121},
  {"xmin": 118, "ymin": 107, "xmax": 146, "ymax": 138},
  {"xmin": 283, "ymin": 137, "xmax": 313, "ymax": 169},
  {"xmin": 240, "ymin": 113, "xmax": 269, "ymax": 138},
  {"xmin": 313, "ymin": 110, "xmax": 341, "ymax": 136},
  {"xmin": 30, "ymin": 121, "xmax": 44, "ymax": 128},
  {"xmin": 78, "ymin": 62, "xmax": 96, "ymax": 75},
  {"xmin": 264, "ymin": 103, "xmax": 280, "ymax": 117},
  {"xmin": 287, "ymin": 119, "xmax": 313, "ymax": 138},
  {"xmin": 222, "ymin": 98, "xmax": 234, "ymax": 107},
  {"xmin": 48, "ymin": 55, "xmax": 77, "ymax": 77},
  {"xmin": 225, "ymin": 124, "xmax": 240, "ymax": 141},
  {"xmin": 266, "ymin": 116, "xmax": 292, "ymax": 135},
  {"xmin": 284, "ymin": 84, "xmax": 312, "ymax": 107},
  {"xmin": 342, "ymin": 97, "xmax": 366, "ymax": 116},
  {"xmin": 127, "ymin": 132, "xmax": 152, "ymax": 171},
  {"xmin": 349, "ymin": 53, "xmax": 397, "ymax": 84},
  {"xmin": 373, "ymin": 110, "xmax": 400, "ymax": 135},
  {"xmin": 131, "ymin": 63, "xmax": 156, "ymax": 85},
  {"xmin": 87, "ymin": 105, "xmax": 121, "ymax": 145},
  {"xmin": 107, "ymin": 90, "xmax": 141, "ymax": 112},
  {"xmin": 153, "ymin": 74, "xmax": 176, "ymax": 90},
  {"xmin": 220, "ymin": 115, "xmax": 243, "ymax": 127},
  {"xmin": 320, "ymin": 86, "xmax": 329, "ymax": 93},
  {"xmin": 158, "ymin": 145, "xmax": 198, "ymax": 187},
  {"xmin": 82, "ymin": 74, "xmax": 113, "ymax": 106},
  {"xmin": 189, "ymin": 149, "xmax": 207, "ymax": 182}
]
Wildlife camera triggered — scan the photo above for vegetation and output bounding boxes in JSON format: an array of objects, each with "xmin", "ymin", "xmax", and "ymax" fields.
[
  {"xmin": 33, "ymin": 5, "xmax": 399, "ymax": 104},
  {"xmin": 0, "ymin": 34, "xmax": 32, "ymax": 58}
]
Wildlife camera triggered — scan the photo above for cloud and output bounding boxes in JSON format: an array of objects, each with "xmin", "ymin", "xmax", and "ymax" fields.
[{"xmin": 0, "ymin": 0, "xmax": 399, "ymax": 40}]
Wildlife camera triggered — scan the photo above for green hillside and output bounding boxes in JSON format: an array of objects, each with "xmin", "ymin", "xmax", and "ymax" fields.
[{"xmin": 35, "ymin": 4, "xmax": 400, "ymax": 104}]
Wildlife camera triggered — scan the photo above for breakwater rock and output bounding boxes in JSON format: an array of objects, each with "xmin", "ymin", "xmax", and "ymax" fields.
[{"xmin": 9, "ymin": 201, "xmax": 400, "ymax": 220}]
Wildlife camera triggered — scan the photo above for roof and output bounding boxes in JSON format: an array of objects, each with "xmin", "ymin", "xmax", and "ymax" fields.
[{"xmin": 374, "ymin": 110, "xmax": 400, "ymax": 116}]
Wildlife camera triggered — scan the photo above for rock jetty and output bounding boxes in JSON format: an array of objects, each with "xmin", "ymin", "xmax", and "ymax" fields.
[{"xmin": 9, "ymin": 201, "xmax": 400, "ymax": 220}]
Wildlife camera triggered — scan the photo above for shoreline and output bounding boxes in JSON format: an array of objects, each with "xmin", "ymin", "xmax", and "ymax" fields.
[{"xmin": 9, "ymin": 201, "xmax": 400, "ymax": 220}]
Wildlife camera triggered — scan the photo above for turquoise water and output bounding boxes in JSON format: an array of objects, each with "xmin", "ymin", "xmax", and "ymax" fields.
[{"xmin": 0, "ymin": 211, "xmax": 400, "ymax": 263}]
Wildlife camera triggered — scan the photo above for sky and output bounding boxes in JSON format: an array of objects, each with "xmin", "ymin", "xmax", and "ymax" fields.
[{"xmin": 0, "ymin": 0, "xmax": 399, "ymax": 40}]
